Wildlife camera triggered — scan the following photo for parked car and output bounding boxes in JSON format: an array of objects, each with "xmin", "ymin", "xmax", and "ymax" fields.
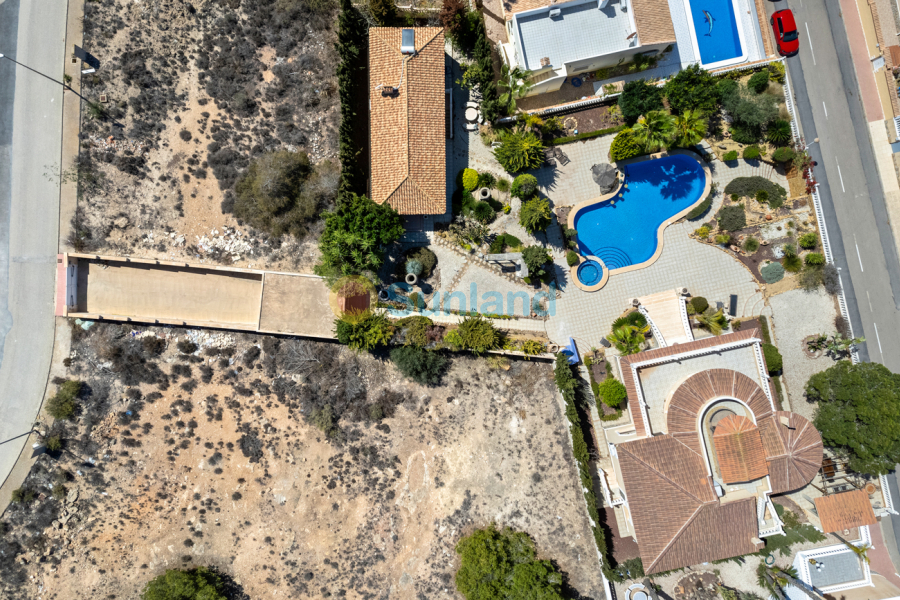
[{"xmin": 771, "ymin": 10, "xmax": 800, "ymax": 56}]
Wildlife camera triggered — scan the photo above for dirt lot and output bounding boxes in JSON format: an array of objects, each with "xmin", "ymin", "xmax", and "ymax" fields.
[
  {"xmin": 71, "ymin": 0, "xmax": 344, "ymax": 272},
  {"xmin": 0, "ymin": 324, "xmax": 606, "ymax": 599}
]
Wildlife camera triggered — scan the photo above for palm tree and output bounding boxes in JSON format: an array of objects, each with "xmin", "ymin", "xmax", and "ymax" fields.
[
  {"xmin": 767, "ymin": 120, "xmax": 792, "ymax": 144},
  {"xmin": 632, "ymin": 110, "xmax": 676, "ymax": 151},
  {"xmin": 674, "ymin": 109, "xmax": 707, "ymax": 147},
  {"xmin": 695, "ymin": 308, "xmax": 728, "ymax": 335},
  {"xmin": 608, "ymin": 324, "xmax": 649, "ymax": 355},
  {"xmin": 498, "ymin": 64, "xmax": 533, "ymax": 115}
]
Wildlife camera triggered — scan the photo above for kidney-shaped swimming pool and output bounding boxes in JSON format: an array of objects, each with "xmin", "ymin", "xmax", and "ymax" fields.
[{"xmin": 573, "ymin": 154, "xmax": 708, "ymax": 272}]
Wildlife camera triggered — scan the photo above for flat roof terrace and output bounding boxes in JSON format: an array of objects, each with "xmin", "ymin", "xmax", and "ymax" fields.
[{"xmin": 515, "ymin": 0, "xmax": 634, "ymax": 71}]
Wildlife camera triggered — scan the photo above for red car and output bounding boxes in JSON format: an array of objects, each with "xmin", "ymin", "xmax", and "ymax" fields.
[{"xmin": 771, "ymin": 9, "xmax": 800, "ymax": 56}]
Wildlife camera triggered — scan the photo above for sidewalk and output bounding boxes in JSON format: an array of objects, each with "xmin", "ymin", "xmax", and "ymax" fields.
[{"xmin": 838, "ymin": 0, "xmax": 900, "ymax": 254}]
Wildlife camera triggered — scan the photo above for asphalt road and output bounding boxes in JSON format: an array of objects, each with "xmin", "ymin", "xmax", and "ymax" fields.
[
  {"xmin": 0, "ymin": 0, "xmax": 66, "ymax": 489},
  {"xmin": 766, "ymin": 0, "xmax": 900, "ymax": 371}
]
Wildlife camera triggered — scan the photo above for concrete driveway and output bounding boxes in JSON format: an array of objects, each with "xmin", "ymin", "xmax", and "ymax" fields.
[{"xmin": 0, "ymin": 0, "xmax": 66, "ymax": 489}]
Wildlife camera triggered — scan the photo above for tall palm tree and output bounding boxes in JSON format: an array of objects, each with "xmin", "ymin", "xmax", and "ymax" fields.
[
  {"xmin": 632, "ymin": 110, "xmax": 676, "ymax": 151},
  {"xmin": 674, "ymin": 109, "xmax": 707, "ymax": 147},
  {"xmin": 498, "ymin": 64, "xmax": 533, "ymax": 115}
]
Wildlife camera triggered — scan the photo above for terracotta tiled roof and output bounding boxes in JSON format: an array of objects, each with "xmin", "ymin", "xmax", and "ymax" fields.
[
  {"xmin": 618, "ymin": 435, "xmax": 764, "ymax": 574},
  {"xmin": 369, "ymin": 27, "xmax": 446, "ymax": 215},
  {"xmin": 713, "ymin": 415, "xmax": 769, "ymax": 484},
  {"xmin": 815, "ymin": 490, "xmax": 878, "ymax": 533},
  {"xmin": 620, "ymin": 328, "xmax": 763, "ymax": 438},
  {"xmin": 666, "ymin": 368, "xmax": 772, "ymax": 455},
  {"xmin": 759, "ymin": 411, "xmax": 823, "ymax": 494},
  {"xmin": 630, "ymin": 0, "xmax": 676, "ymax": 44}
]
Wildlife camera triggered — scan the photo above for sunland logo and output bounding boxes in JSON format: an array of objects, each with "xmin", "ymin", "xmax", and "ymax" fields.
[{"xmin": 385, "ymin": 282, "xmax": 557, "ymax": 318}]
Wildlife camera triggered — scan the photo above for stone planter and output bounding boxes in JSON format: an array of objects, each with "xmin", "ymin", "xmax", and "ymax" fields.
[
  {"xmin": 476, "ymin": 187, "xmax": 491, "ymax": 201},
  {"xmin": 405, "ymin": 273, "xmax": 418, "ymax": 285},
  {"xmin": 802, "ymin": 335, "xmax": 825, "ymax": 359}
]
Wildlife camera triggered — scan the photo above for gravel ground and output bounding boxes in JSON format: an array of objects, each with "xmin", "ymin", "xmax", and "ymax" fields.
[{"xmin": 767, "ymin": 287, "xmax": 839, "ymax": 421}]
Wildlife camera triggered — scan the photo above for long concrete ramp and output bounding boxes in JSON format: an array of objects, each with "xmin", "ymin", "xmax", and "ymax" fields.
[{"xmin": 57, "ymin": 253, "xmax": 336, "ymax": 339}]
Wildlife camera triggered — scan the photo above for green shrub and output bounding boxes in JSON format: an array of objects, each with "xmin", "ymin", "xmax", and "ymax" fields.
[
  {"xmin": 715, "ymin": 234, "xmax": 731, "ymax": 245},
  {"xmin": 461, "ymin": 168, "xmax": 479, "ymax": 191},
  {"xmin": 142, "ymin": 567, "xmax": 228, "ymax": 600},
  {"xmin": 519, "ymin": 198, "xmax": 552, "ymax": 233},
  {"xmin": 234, "ymin": 151, "xmax": 338, "ymax": 238},
  {"xmin": 494, "ymin": 130, "xmax": 545, "ymax": 172},
  {"xmin": 717, "ymin": 205, "xmax": 747, "ymax": 232},
  {"xmin": 47, "ymin": 380, "xmax": 83, "ymax": 420},
  {"xmin": 618, "ymin": 78, "xmax": 664, "ymax": 124},
  {"xmin": 596, "ymin": 378, "xmax": 627, "ymax": 408},
  {"xmin": 805, "ymin": 252, "xmax": 825, "ymax": 266},
  {"xmin": 566, "ymin": 250, "xmax": 580, "ymax": 266},
  {"xmin": 473, "ymin": 201, "xmax": 495, "ymax": 223},
  {"xmin": 407, "ymin": 247, "xmax": 437, "ymax": 277},
  {"xmin": 11, "ymin": 488, "xmax": 35, "ymax": 504},
  {"xmin": 798, "ymin": 232, "xmax": 818, "ymax": 249},
  {"xmin": 782, "ymin": 244, "xmax": 802, "ymax": 272},
  {"xmin": 760, "ymin": 261, "xmax": 785, "ymax": 283},
  {"xmin": 315, "ymin": 193, "xmax": 405, "ymax": 278},
  {"xmin": 405, "ymin": 259, "xmax": 423, "ymax": 276},
  {"xmin": 45, "ymin": 436, "xmax": 63, "ymax": 452},
  {"xmin": 390, "ymin": 346, "xmax": 448, "ymax": 385},
  {"xmin": 489, "ymin": 233, "xmax": 523, "ymax": 253},
  {"xmin": 723, "ymin": 150, "xmax": 738, "ymax": 161},
  {"xmin": 477, "ymin": 172, "xmax": 496, "ymax": 188},
  {"xmin": 722, "ymin": 83, "xmax": 779, "ymax": 128},
  {"xmin": 742, "ymin": 145, "xmax": 761, "ymax": 160},
  {"xmin": 748, "ymin": 69, "xmax": 770, "ymax": 93},
  {"xmin": 664, "ymin": 64, "xmax": 720, "ymax": 115},
  {"xmin": 724, "ymin": 176, "xmax": 786, "ymax": 203},
  {"xmin": 755, "ymin": 190, "xmax": 769, "ymax": 204},
  {"xmin": 767, "ymin": 120, "xmax": 792, "ymax": 145},
  {"xmin": 511, "ymin": 173, "xmax": 538, "ymax": 199},
  {"xmin": 522, "ymin": 245, "xmax": 552, "ymax": 278},
  {"xmin": 686, "ymin": 195, "xmax": 712, "ymax": 220},
  {"xmin": 334, "ymin": 310, "xmax": 394, "ymax": 351},
  {"xmin": 521, "ymin": 340, "xmax": 547, "ymax": 357},
  {"xmin": 744, "ymin": 236, "xmax": 760, "ymax": 253},
  {"xmin": 695, "ymin": 226, "xmax": 710, "ymax": 238},
  {"xmin": 730, "ymin": 122, "xmax": 763, "ymax": 144},
  {"xmin": 609, "ymin": 128, "xmax": 643, "ymax": 161},
  {"xmin": 762, "ymin": 343, "xmax": 783, "ymax": 374},
  {"xmin": 456, "ymin": 315, "xmax": 500, "ymax": 355},
  {"xmin": 496, "ymin": 178, "xmax": 510, "ymax": 193},
  {"xmin": 690, "ymin": 296, "xmax": 709, "ymax": 313},
  {"xmin": 772, "ymin": 146, "xmax": 795, "ymax": 162},
  {"xmin": 455, "ymin": 525, "xmax": 564, "ymax": 600}
]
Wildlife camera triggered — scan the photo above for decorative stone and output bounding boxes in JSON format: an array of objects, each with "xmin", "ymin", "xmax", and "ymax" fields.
[{"xmin": 765, "ymin": 214, "xmax": 773, "ymax": 221}]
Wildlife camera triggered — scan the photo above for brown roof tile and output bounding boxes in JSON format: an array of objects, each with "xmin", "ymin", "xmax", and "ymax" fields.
[
  {"xmin": 814, "ymin": 490, "xmax": 878, "ymax": 533},
  {"xmin": 631, "ymin": 0, "xmax": 676, "ymax": 44},
  {"xmin": 713, "ymin": 415, "xmax": 768, "ymax": 484},
  {"xmin": 761, "ymin": 411, "xmax": 823, "ymax": 494},
  {"xmin": 369, "ymin": 27, "xmax": 446, "ymax": 215},
  {"xmin": 618, "ymin": 435, "xmax": 762, "ymax": 574}
]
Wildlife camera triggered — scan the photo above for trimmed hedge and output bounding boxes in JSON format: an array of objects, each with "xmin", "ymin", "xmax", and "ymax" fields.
[
  {"xmin": 553, "ymin": 355, "xmax": 620, "ymax": 581},
  {"xmin": 489, "ymin": 233, "xmax": 523, "ymax": 253},
  {"xmin": 686, "ymin": 195, "xmax": 712, "ymax": 220},
  {"xmin": 717, "ymin": 205, "xmax": 747, "ymax": 232},
  {"xmin": 566, "ymin": 250, "xmax": 580, "ymax": 266},
  {"xmin": 742, "ymin": 145, "xmax": 761, "ymax": 160},
  {"xmin": 762, "ymin": 343, "xmax": 783, "ymax": 374},
  {"xmin": 609, "ymin": 128, "xmax": 643, "ymax": 161},
  {"xmin": 552, "ymin": 124, "xmax": 626, "ymax": 145},
  {"xmin": 723, "ymin": 150, "xmax": 738, "ymax": 161}
]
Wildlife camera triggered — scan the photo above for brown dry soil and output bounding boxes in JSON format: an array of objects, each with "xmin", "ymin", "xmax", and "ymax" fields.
[
  {"xmin": 0, "ymin": 325, "xmax": 605, "ymax": 600},
  {"xmin": 73, "ymin": 0, "xmax": 340, "ymax": 272}
]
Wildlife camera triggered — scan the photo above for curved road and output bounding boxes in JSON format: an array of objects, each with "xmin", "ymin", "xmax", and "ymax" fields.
[{"xmin": 0, "ymin": 0, "xmax": 66, "ymax": 489}]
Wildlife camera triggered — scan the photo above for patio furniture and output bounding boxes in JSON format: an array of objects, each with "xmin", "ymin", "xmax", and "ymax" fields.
[
  {"xmin": 556, "ymin": 148, "xmax": 570, "ymax": 166},
  {"xmin": 464, "ymin": 122, "xmax": 478, "ymax": 132},
  {"xmin": 465, "ymin": 107, "xmax": 478, "ymax": 122}
]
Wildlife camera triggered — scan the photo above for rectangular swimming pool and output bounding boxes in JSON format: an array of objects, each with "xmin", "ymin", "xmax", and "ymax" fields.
[{"xmin": 683, "ymin": 0, "xmax": 747, "ymax": 68}]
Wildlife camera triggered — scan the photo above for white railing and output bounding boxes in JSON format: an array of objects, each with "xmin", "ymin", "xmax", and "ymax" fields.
[
  {"xmin": 630, "ymin": 337, "xmax": 760, "ymax": 370},
  {"xmin": 752, "ymin": 342, "xmax": 777, "ymax": 410},
  {"xmin": 638, "ymin": 305, "xmax": 667, "ymax": 348},
  {"xmin": 678, "ymin": 297, "xmax": 694, "ymax": 341},
  {"xmin": 880, "ymin": 474, "xmax": 899, "ymax": 514},
  {"xmin": 894, "ymin": 115, "xmax": 900, "ymax": 140},
  {"xmin": 624, "ymin": 356, "xmax": 653, "ymax": 438}
]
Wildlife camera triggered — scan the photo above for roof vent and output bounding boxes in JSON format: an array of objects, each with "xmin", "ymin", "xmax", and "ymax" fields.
[
  {"xmin": 401, "ymin": 29, "xmax": 416, "ymax": 55},
  {"xmin": 549, "ymin": 8, "xmax": 561, "ymax": 17}
]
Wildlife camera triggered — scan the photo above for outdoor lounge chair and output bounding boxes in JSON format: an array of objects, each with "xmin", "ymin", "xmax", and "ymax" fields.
[{"xmin": 555, "ymin": 148, "xmax": 570, "ymax": 166}]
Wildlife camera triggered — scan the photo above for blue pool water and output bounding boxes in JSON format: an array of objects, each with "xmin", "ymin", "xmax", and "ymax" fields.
[
  {"xmin": 577, "ymin": 260, "xmax": 603, "ymax": 286},
  {"xmin": 689, "ymin": 0, "xmax": 743, "ymax": 66},
  {"xmin": 574, "ymin": 155, "xmax": 706, "ymax": 270}
]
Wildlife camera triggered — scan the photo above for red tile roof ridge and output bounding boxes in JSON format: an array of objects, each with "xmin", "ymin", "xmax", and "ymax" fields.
[
  {"xmin": 620, "ymin": 329, "xmax": 761, "ymax": 370},
  {"xmin": 646, "ymin": 503, "xmax": 708, "ymax": 572}
]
